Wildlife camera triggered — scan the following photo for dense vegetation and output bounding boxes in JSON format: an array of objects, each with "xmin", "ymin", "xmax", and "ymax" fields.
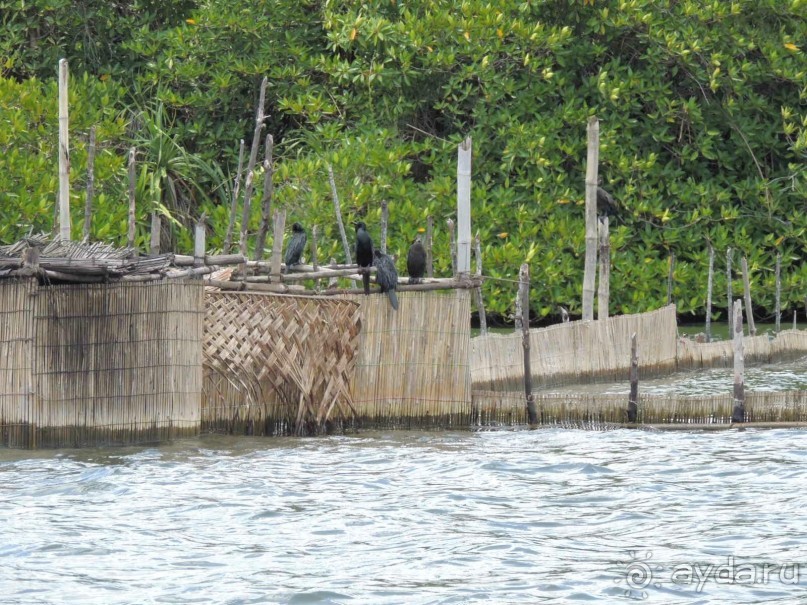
[{"xmin": 1, "ymin": 0, "xmax": 805, "ymax": 323}]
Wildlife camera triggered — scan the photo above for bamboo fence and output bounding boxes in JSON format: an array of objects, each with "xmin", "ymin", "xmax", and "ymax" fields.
[
  {"xmin": 202, "ymin": 291, "xmax": 362, "ymax": 435},
  {"xmin": 343, "ymin": 290, "xmax": 473, "ymax": 429},
  {"xmin": 472, "ymin": 305, "xmax": 678, "ymax": 390},
  {"xmin": 677, "ymin": 329, "xmax": 807, "ymax": 370},
  {"xmin": 0, "ymin": 278, "xmax": 203, "ymax": 448}
]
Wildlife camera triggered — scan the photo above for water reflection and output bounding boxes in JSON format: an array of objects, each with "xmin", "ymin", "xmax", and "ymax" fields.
[{"xmin": 2, "ymin": 429, "xmax": 806, "ymax": 604}]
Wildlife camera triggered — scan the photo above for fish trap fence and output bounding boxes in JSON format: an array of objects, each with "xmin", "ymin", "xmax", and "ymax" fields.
[
  {"xmin": 677, "ymin": 329, "xmax": 807, "ymax": 370},
  {"xmin": 473, "ymin": 389, "xmax": 807, "ymax": 428},
  {"xmin": 202, "ymin": 291, "xmax": 362, "ymax": 435},
  {"xmin": 341, "ymin": 290, "xmax": 473, "ymax": 429},
  {"xmin": 472, "ymin": 305, "xmax": 678, "ymax": 391},
  {"xmin": 0, "ymin": 278, "xmax": 203, "ymax": 448}
]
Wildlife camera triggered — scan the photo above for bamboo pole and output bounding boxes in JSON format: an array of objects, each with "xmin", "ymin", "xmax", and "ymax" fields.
[
  {"xmin": 741, "ymin": 256, "xmax": 756, "ymax": 336},
  {"xmin": 519, "ymin": 263, "xmax": 538, "ymax": 424},
  {"xmin": 457, "ymin": 137, "xmax": 472, "ymax": 275},
  {"xmin": 582, "ymin": 117, "xmax": 599, "ymax": 321},
  {"xmin": 597, "ymin": 215, "xmax": 610, "ymax": 320},
  {"xmin": 83, "ymin": 125, "xmax": 96, "ymax": 240},
  {"xmin": 706, "ymin": 245, "xmax": 714, "ymax": 342},
  {"xmin": 270, "ymin": 209, "xmax": 287, "ymax": 278},
  {"xmin": 239, "ymin": 77, "xmax": 267, "ymax": 258},
  {"xmin": 726, "ymin": 247, "xmax": 733, "ymax": 334},
  {"xmin": 380, "ymin": 199, "xmax": 388, "ymax": 254},
  {"xmin": 474, "ymin": 231, "xmax": 487, "ymax": 335},
  {"xmin": 775, "ymin": 253, "xmax": 781, "ymax": 333},
  {"xmin": 150, "ymin": 212, "xmax": 161, "ymax": 256},
  {"xmin": 447, "ymin": 218, "xmax": 456, "ymax": 276},
  {"xmin": 224, "ymin": 139, "xmax": 245, "ymax": 253},
  {"xmin": 627, "ymin": 332, "xmax": 638, "ymax": 422},
  {"xmin": 794, "ymin": 310, "xmax": 797, "ymax": 330},
  {"xmin": 58, "ymin": 58, "xmax": 71, "ymax": 241},
  {"xmin": 426, "ymin": 216, "xmax": 434, "ymax": 278},
  {"xmin": 732, "ymin": 299, "xmax": 745, "ymax": 423},
  {"xmin": 311, "ymin": 225, "xmax": 320, "ymax": 291},
  {"xmin": 666, "ymin": 252, "xmax": 675, "ymax": 306},
  {"xmin": 127, "ymin": 147, "xmax": 136, "ymax": 250},
  {"xmin": 328, "ymin": 257, "xmax": 339, "ymax": 288},
  {"xmin": 253, "ymin": 134, "xmax": 275, "ymax": 261},
  {"xmin": 194, "ymin": 220, "xmax": 206, "ymax": 267},
  {"xmin": 327, "ymin": 164, "xmax": 352, "ymax": 264}
]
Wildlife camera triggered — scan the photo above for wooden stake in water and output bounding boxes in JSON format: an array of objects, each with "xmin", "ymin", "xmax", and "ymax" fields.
[
  {"xmin": 58, "ymin": 58, "xmax": 71, "ymax": 241},
  {"xmin": 224, "ymin": 139, "xmax": 245, "ymax": 254},
  {"xmin": 726, "ymin": 248, "xmax": 733, "ymax": 334},
  {"xmin": 706, "ymin": 245, "xmax": 714, "ymax": 342},
  {"xmin": 239, "ymin": 77, "xmax": 268, "ymax": 258},
  {"xmin": 474, "ymin": 231, "xmax": 487, "ymax": 335},
  {"xmin": 327, "ymin": 164, "xmax": 352, "ymax": 264},
  {"xmin": 426, "ymin": 216, "xmax": 434, "ymax": 278},
  {"xmin": 194, "ymin": 220, "xmax": 206, "ymax": 267},
  {"xmin": 150, "ymin": 212, "xmax": 161, "ymax": 256},
  {"xmin": 83, "ymin": 125, "xmax": 96, "ymax": 241},
  {"xmin": 127, "ymin": 147, "xmax": 136, "ymax": 250},
  {"xmin": 794, "ymin": 310, "xmax": 798, "ymax": 331},
  {"xmin": 582, "ymin": 117, "xmax": 599, "ymax": 321},
  {"xmin": 732, "ymin": 299, "xmax": 745, "ymax": 423},
  {"xmin": 253, "ymin": 134, "xmax": 275, "ymax": 261},
  {"xmin": 456, "ymin": 137, "xmax": 472, "ymax": 275},
  {"xmin": 270, "ymin": 209, "xmax": 287, "ymax": 279},
  {"xmin": 775, "ymin": 253, "xmax": 781, "ymax": 333},
  {"xmin": 380, "ymin": 199, "xmax": 388, "ymax": 255},
  {"xmin": 514, "ymin": 281, "xmax": 523, "ymax": 332},
  {"xmin": 447, "ymin": 218, "xmax": 457, "ymax": 276},
  {"xmin": 667, "ymin": 252, "xmax": 675, "ymax": 306},
  {"xmin": 519, "ymin": 263, "xmax": 538, "ymax": 425},
  {"xmin": 741, "ymin": 257, "xmax": 756, "ymax": 336},
  {"xmin": 597, "ymin": 215, "xmax": 610, "ymax": 320},
  {"xmin": 627, "ymin": 332, "xmax": 638, "ymax": 423}
]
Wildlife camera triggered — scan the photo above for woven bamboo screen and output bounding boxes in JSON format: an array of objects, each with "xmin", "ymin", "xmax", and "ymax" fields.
[
  {"xmin": 472, "ymin": 305, "xmax": 678, "ymax": 390},
  {"xmin": 202, "ymin": 291, "xmax": 362, "ymax": 435},
  {"xmin": 0, "ymin": 280, "xmax": 35, "ymax": 447},
  {"xmin": 677, "ymin": 329, "xmax": 807, "ymax": 370},
  {"xmin": 0, "ymin": 279, "xmax": 203, "ymax": 448},
  {"xmin": 343, "ymin": 290, "xmax": 473, "ymax": 428}
]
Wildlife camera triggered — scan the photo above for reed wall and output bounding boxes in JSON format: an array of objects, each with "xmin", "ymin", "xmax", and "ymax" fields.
[
  {"xmin": 0, "ymin": 279, "xmax": 203, "ymax": 448},
  {"xmin": 342, "ymin": 290, "xmax": 473, "ymax": 429},
  {"xmin": 472, "ymin": 305, "xmax": 678, "ymax": 390}
]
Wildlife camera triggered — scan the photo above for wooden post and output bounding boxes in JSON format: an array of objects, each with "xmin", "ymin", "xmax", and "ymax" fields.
[
  {"xmin": 270, "ymin": 209, "xmax": 286, "ymax": 279},
  {"xmin": 327, "ymin": 164, "xmax": 352, "ymax": 264},
  {"xmin": 741, "ymin": 257, "xmax": 756, "ymax": 336},
  {"xmin": 239, "ymin": 77, "xmax": 267, "ymax": 258},
  {"xmin": 706, "ymin": 245, "xmax": 714, "ymax": 342},
  {"xmin": 380, "ymin": 199, "xmax": 388, "ymax": 254},
  {"xmin": 194, "ymin": 220, "xmax": 206, "ymax": 267},
  {"xmin": 794, "ymin": 310, "xmax": 798, "ymax": 331},
  {"xmin": 560, "ymin": 306, "xmax": 570, "ymax": 323},
  {"xmin": 328, "ymin": 257, "xmax": 339, "ymax": 288},
  {"xmin": 456, "ymin": 137, "xmax": 472, "ymax": 275},
  {"xmin": 520, "ymin": 263, "xmax": 538, "ymax": 425},
  {"xmin": 224, "ymin": 139, "xmax": 245, "ymax": 253},
  {"xmin": 127, "ymin": 147, "xmax": 136, "ymax": 250},
  {"xmin": 447, "ymin": 218, "xmax": 456, "ymax": 276},
  {"xmin": 597, "ymin": 216, "xmax": 610, "ymax": 320},
  {"xmin": 426, "ymin": 215, "xmax": 434, "ymax": 278},
  {"xmin": 83, "ymin": 125, "xmax": 96, "ymax": 241},
  {"xmin": 253, "ymin": 134, "xmax": 275, "ymax": 261},
  {"xmin": 667, "ymin": 252, "xmax": 675, "ymax": 306},
  {"xmin": 514, "ymin": 282, "xmax": 523, "ymax": 332},
  {"xmin": 627, "ymin": 332, "xmax": 638, "ymax": 423},
  {"xmin": 775, "ymin": 253, "xmax": 781, "ymax": 333},
  {"xmin": 732, "ymin": 299, "xmax": 745, "ymax": 423},
  {"xmin": 149, "ymin": 212, "xmax": 161, "ymax": 256},
  {"xmin": 726, "ymin": 247, "xmax": 733, "ymax": 334},
  {"xmin": 582, "ymin": 116, "xmax": 599, "ymax": 321},
  {"xmin": 58, "ymin": 58, "xmax": 71, "ymax": 241},
  {"xmin": 311, "ymin": 225, "xmax": 320, "ymax": 291},
  {"xmin": 474, "ymin": 231, "xmax": 487, "ymax": 335}
]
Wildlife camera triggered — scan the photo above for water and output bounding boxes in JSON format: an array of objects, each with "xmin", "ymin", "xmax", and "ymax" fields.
[{"xmin": 2, "ymin": 429, "xmax": 807, "ymax": 604}]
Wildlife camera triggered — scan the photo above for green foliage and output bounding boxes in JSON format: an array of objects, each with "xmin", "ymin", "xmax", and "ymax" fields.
[{"xmin": 1, "ymin": 0, "xmax": 806, "ymax": 322}]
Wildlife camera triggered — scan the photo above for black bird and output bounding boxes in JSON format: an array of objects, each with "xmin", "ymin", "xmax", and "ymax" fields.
[
  {"xmin": 354, "ymin": 221, "xmax": 374, "ymax": 295},
  {"xmin": 373, "ymin": 249, "xmax": 399, "ymax": 310},
  {"xmin": 596, "ymin": 186, "xmax": 619, "ymax": 219},
  {"xmin": 407, "ymin": 235, "xmax": 426, "ymax": 284},
  {"xmin": 284, "ymin": 222, "xmax": 307, "ymax": 269}
]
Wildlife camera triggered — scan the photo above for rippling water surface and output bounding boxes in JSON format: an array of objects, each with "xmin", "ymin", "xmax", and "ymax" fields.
[{"xmin": 3, "ymin": 429, "xmax": 807, "ymax": 604}]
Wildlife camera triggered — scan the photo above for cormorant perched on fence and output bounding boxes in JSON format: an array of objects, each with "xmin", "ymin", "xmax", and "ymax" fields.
[
  {"xmin": 373, "ymin": 249, "xmax": 399, "ymax": 310},
  {"xmin": 284, "ymin": 222, "xmax": 307, "ymax": 269},
  {"xmin": 354, "ymin": 221, "xmax": 373, "ymax": 295},
  {"xmin": 407, "ymin": 236, "xmax": 426, "ymax": 284},
  {"xmin": 596, "ymin": 186, "xmax": 619, "ymax": 219}
]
